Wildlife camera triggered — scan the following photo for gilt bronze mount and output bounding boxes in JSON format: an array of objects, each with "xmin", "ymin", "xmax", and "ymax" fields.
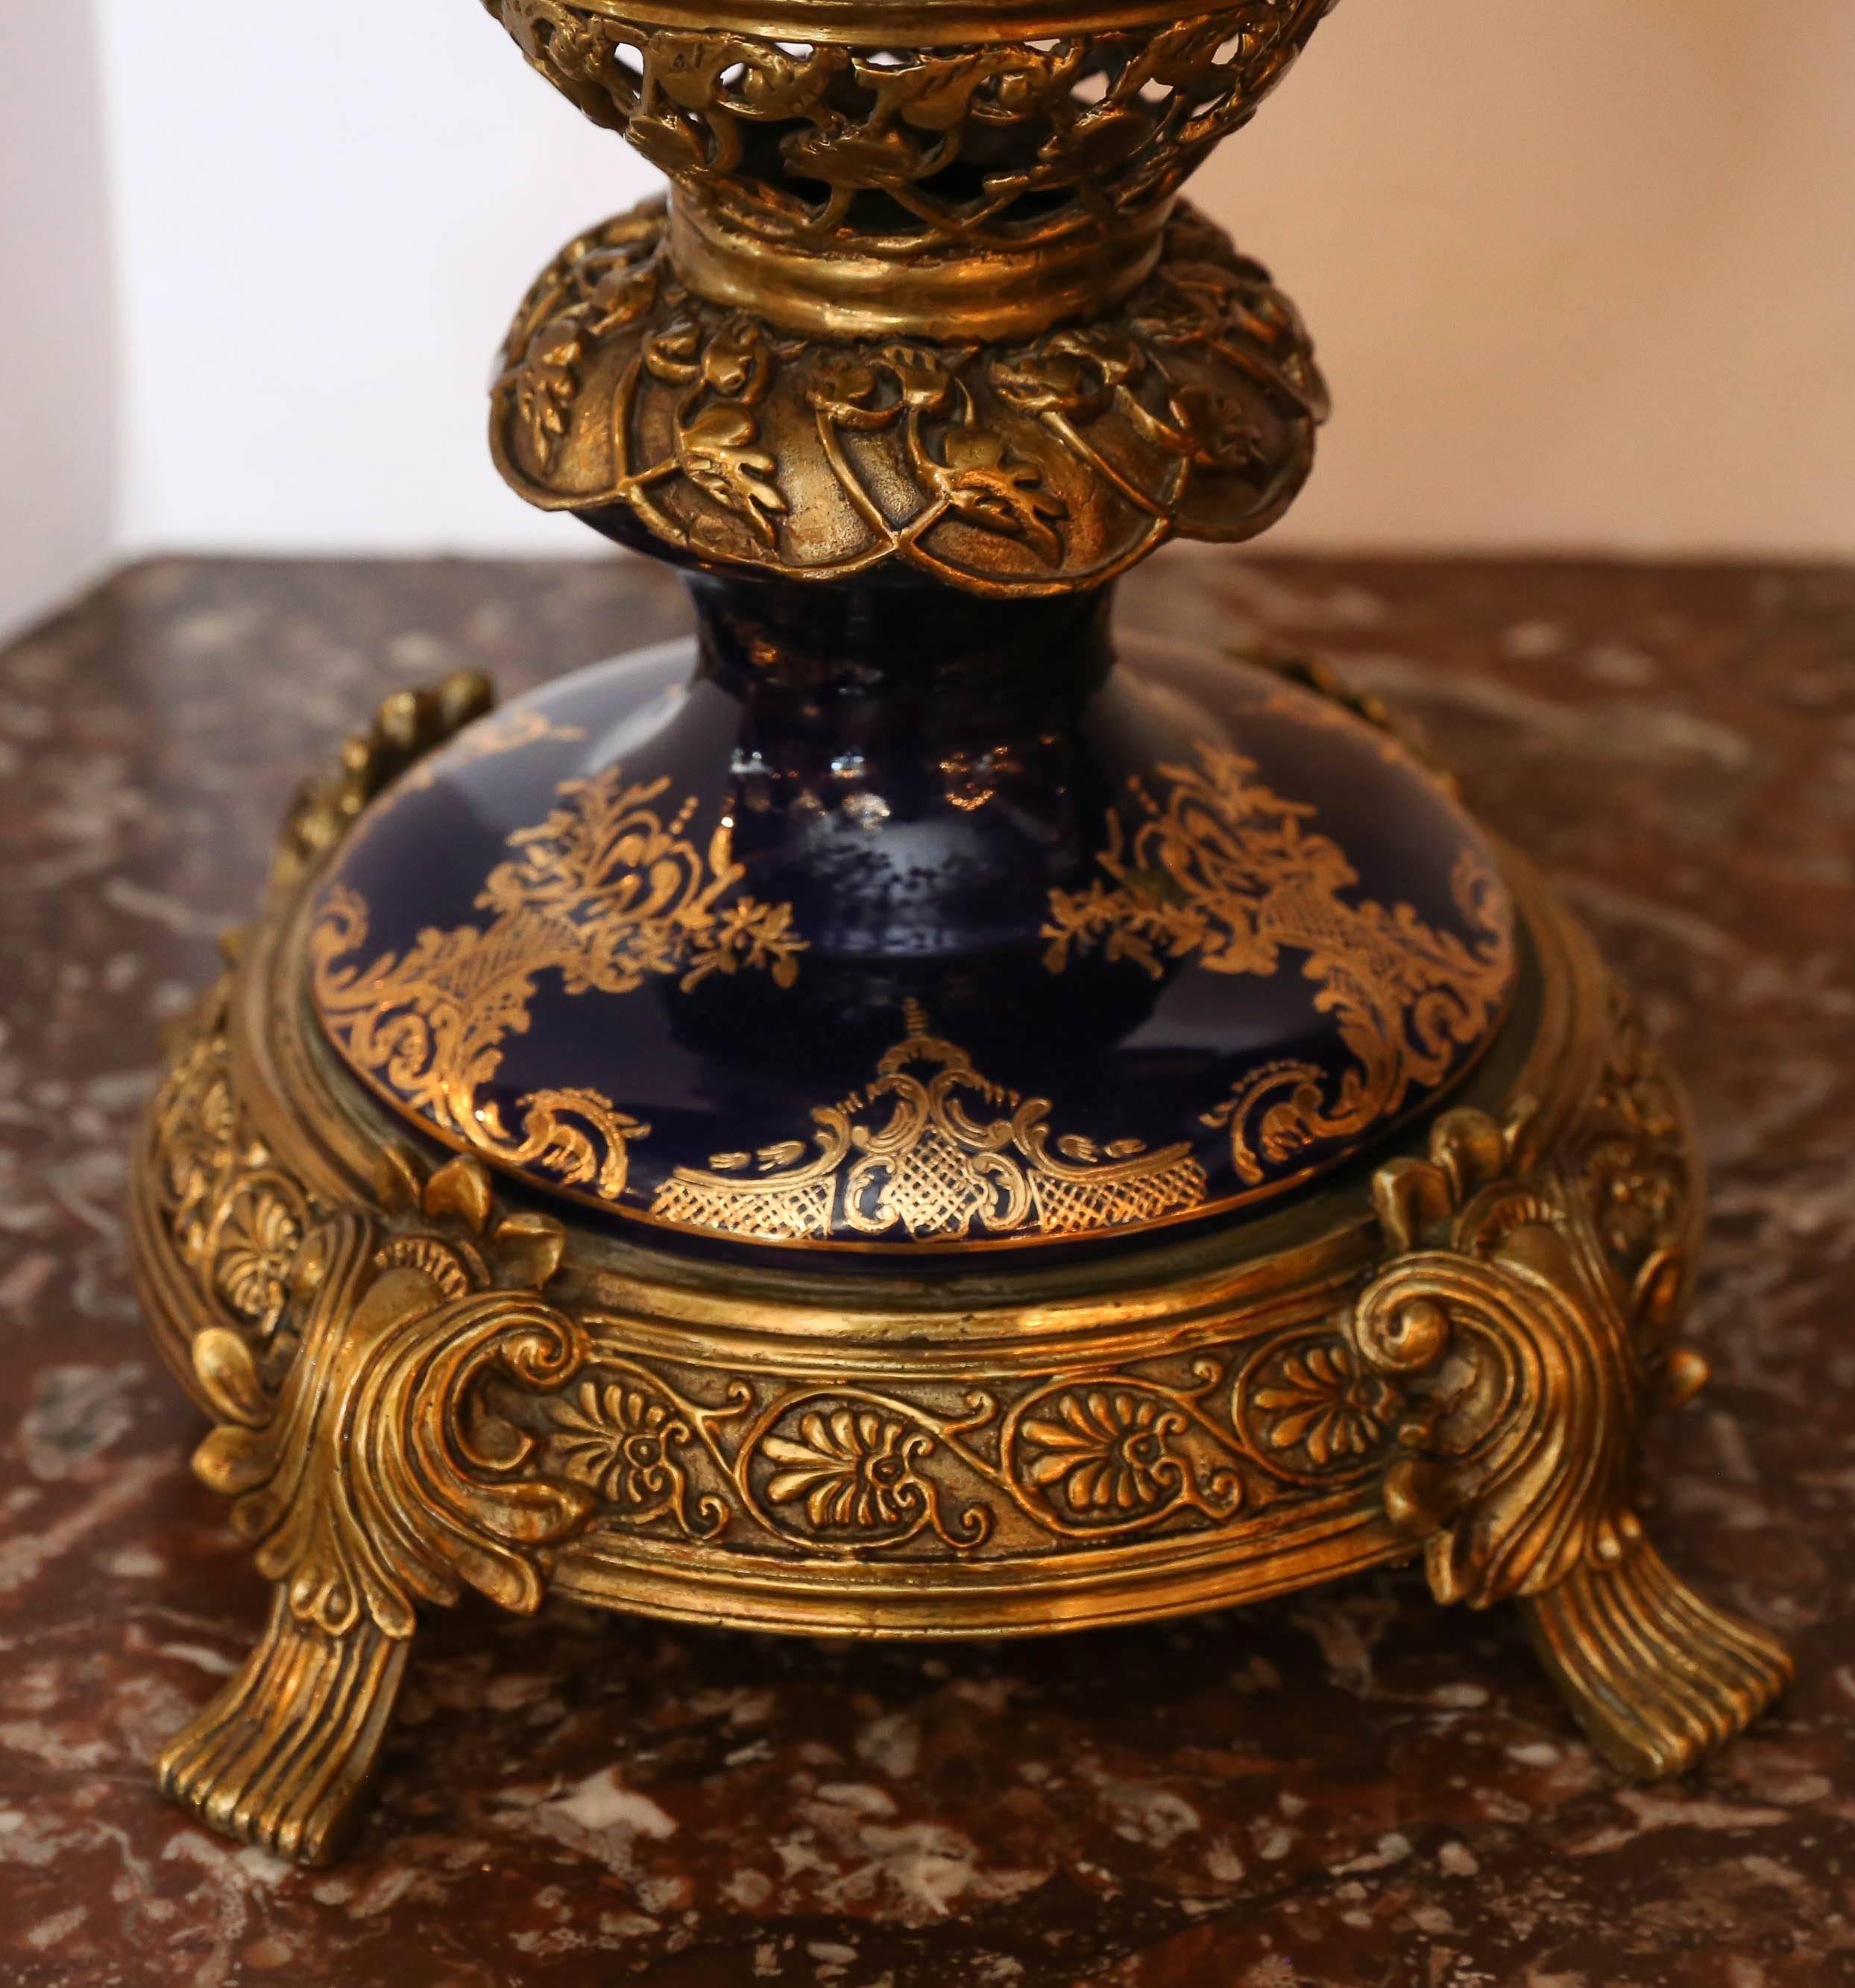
[{"xmin": 130, "ymin": 0, "xmax": 1790, "ymax": 1864}]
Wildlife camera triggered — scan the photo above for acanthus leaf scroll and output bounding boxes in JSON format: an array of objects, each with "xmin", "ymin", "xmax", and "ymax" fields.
[
  {"xmin": 491, "ymin": 202, "xmax": 1328, "ymax": 590},
  {"xmin": 154, "ymin": 1148, "xmax": 598, "ymax": 1864}
]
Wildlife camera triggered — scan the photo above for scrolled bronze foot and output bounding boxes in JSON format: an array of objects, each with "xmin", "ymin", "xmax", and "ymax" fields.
[
  {"xmin": 150, "ymin": 1146, "xmax": 594, "ymax": 1860},
  {"xmin": 1350, "ymin": 1096, "xmax": 1790, "ymax": 1779}
]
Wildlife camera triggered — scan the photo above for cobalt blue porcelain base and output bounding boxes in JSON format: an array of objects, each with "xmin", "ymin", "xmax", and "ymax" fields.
[{"xmin": 306, "ymin": 575, "xmax": 1517, "ymax": 1260}]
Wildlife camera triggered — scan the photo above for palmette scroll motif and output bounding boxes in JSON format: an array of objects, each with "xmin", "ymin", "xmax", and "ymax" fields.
[
  {"xmin": 1235, "ymin": 1329, "xmax": 1399, "ymax": 1479},
  {"xmin": 140, "ymin": 944, "xmax": 1755, "ymax": 1594},
  {"xmin": 491, "ymin": 201, "xmax": 1328, "ymax": 589},
  {"xmin": 505, "ymin": 1009, "xmax": 1721, "ymax": 1570},
  {"xmin": 552, "ymin": 1377, "xmax": 728, "ymax": 1536},
  {"xmin": 311, "ymin": 764, "xmax": 806, "ymax": 1201},
  {"xmin": 543, "ymin": 1355, "xmax": 1306, "ymax": 1559},
  {"xmin": 148, "ymin": 977, "xmax": 312, "ymax": 1342},
  {"xmin": 1045, "ymin": 742, "xmax": 1517, "ymax": 1181}
]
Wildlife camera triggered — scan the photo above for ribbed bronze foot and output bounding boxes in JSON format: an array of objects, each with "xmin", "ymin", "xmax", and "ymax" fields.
[
  {"xmin": 1522, "ymin": 1539, "xmax": 1794, "ymax": 1779},
  {"xmin": 157, "ymin": 1594, "xmax": 410, "ymax": 1864}
]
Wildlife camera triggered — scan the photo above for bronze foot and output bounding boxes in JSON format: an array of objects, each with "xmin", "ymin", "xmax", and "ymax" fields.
[
  {"xmin": 153, "ymin": 1154, "xmax": 593, "ymax": 1860},
  {"xmin": 1523, "ymin": 1539, "xmax": 1793, "ymax": 1779},
  {"xmin": 157, "ymin": 1594, "xmax": 410, "ymax": 1865}
]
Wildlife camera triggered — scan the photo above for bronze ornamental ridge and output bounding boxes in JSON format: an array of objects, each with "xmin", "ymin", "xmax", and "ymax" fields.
[
  {"xmin": 663, "ymin": 186, "xmax": 1176, "ymax": 342},
  {"xmin": 484, "ymin": 0, "xmax": 1335, "ymax": 330},
  {"xmin": 491, "ymin": 202, "xmax": 1330, "ymax": 587},
  {"xmin": 482, "ymin": 0, "xmax": 1341, "ymax": 575}
]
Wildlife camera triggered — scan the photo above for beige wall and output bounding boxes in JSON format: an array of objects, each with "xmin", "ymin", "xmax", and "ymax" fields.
[
  {"xmin": 84, "ymin": 0, "xmax": 1855, "ymax": 558},
  {"xmin": 1213, "ymin": 0, "xmax": 1855, "ymax": 555}
]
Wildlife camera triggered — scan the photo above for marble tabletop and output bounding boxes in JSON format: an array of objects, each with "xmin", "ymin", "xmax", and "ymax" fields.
[{"xmin": 4, "ymin": 554, "xmax": 1853, "ymax": 1987}]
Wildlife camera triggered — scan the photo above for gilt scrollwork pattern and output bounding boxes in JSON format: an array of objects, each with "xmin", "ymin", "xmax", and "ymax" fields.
[
  {"xmin": 139, "ymin": 973, "xmax": 1730, "ymax": 1592},
  {"xmin": 484, "ymin": 1, "xmax": 1334, "ymax": 259},
  {"xmin": 310, "ymin": 764, "xmax": 806, "ymax": 1202},
  {"xmin": 138, "ymin": 908, "xmax": 1789, "ymax": 1832},
  {"xmin": 492, "ymin": 201, "xmax": 1328, "ymax": 589},
  {"xmin": 1342, "ymin": 1016, "xmax": 1719, "ymax": 1611},
  {"xmin": 1045, "ymin": 742, "xmax": 1517, "ymax": 1183},
  {"xmin": 1345, "ymin": 1105, "xmax": 1650, "ymax": 1611},
  {"xmin": 185, "ymin": 1155, "xmax": 593, "ymax": 1639},
  {"xmin": 1334, "ymin": 1086, "xmax": 1791, "ymax": 1776}
]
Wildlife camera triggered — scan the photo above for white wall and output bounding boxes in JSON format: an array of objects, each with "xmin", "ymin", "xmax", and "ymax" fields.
[
  {"xmin": 0, "ymin": 0, "xmax": 119, "ymax": 640},
  {"xmin": 94, "ymin": 0, "xmax": 658, "ymax": 558},
  {"xmin": 72, "ymin": 0, "xmax": 1855, "ymax": 561}
]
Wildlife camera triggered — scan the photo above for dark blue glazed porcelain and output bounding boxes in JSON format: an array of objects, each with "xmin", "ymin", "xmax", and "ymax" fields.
[{"xmin": 309, "ymin": 575, "xmax": 1516, "ymax": 1258}]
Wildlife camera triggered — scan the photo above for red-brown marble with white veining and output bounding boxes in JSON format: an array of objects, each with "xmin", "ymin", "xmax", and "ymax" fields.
[{"xmin": 3, "ymin": 555, "xmax": 1854, "ymax": 1987}]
